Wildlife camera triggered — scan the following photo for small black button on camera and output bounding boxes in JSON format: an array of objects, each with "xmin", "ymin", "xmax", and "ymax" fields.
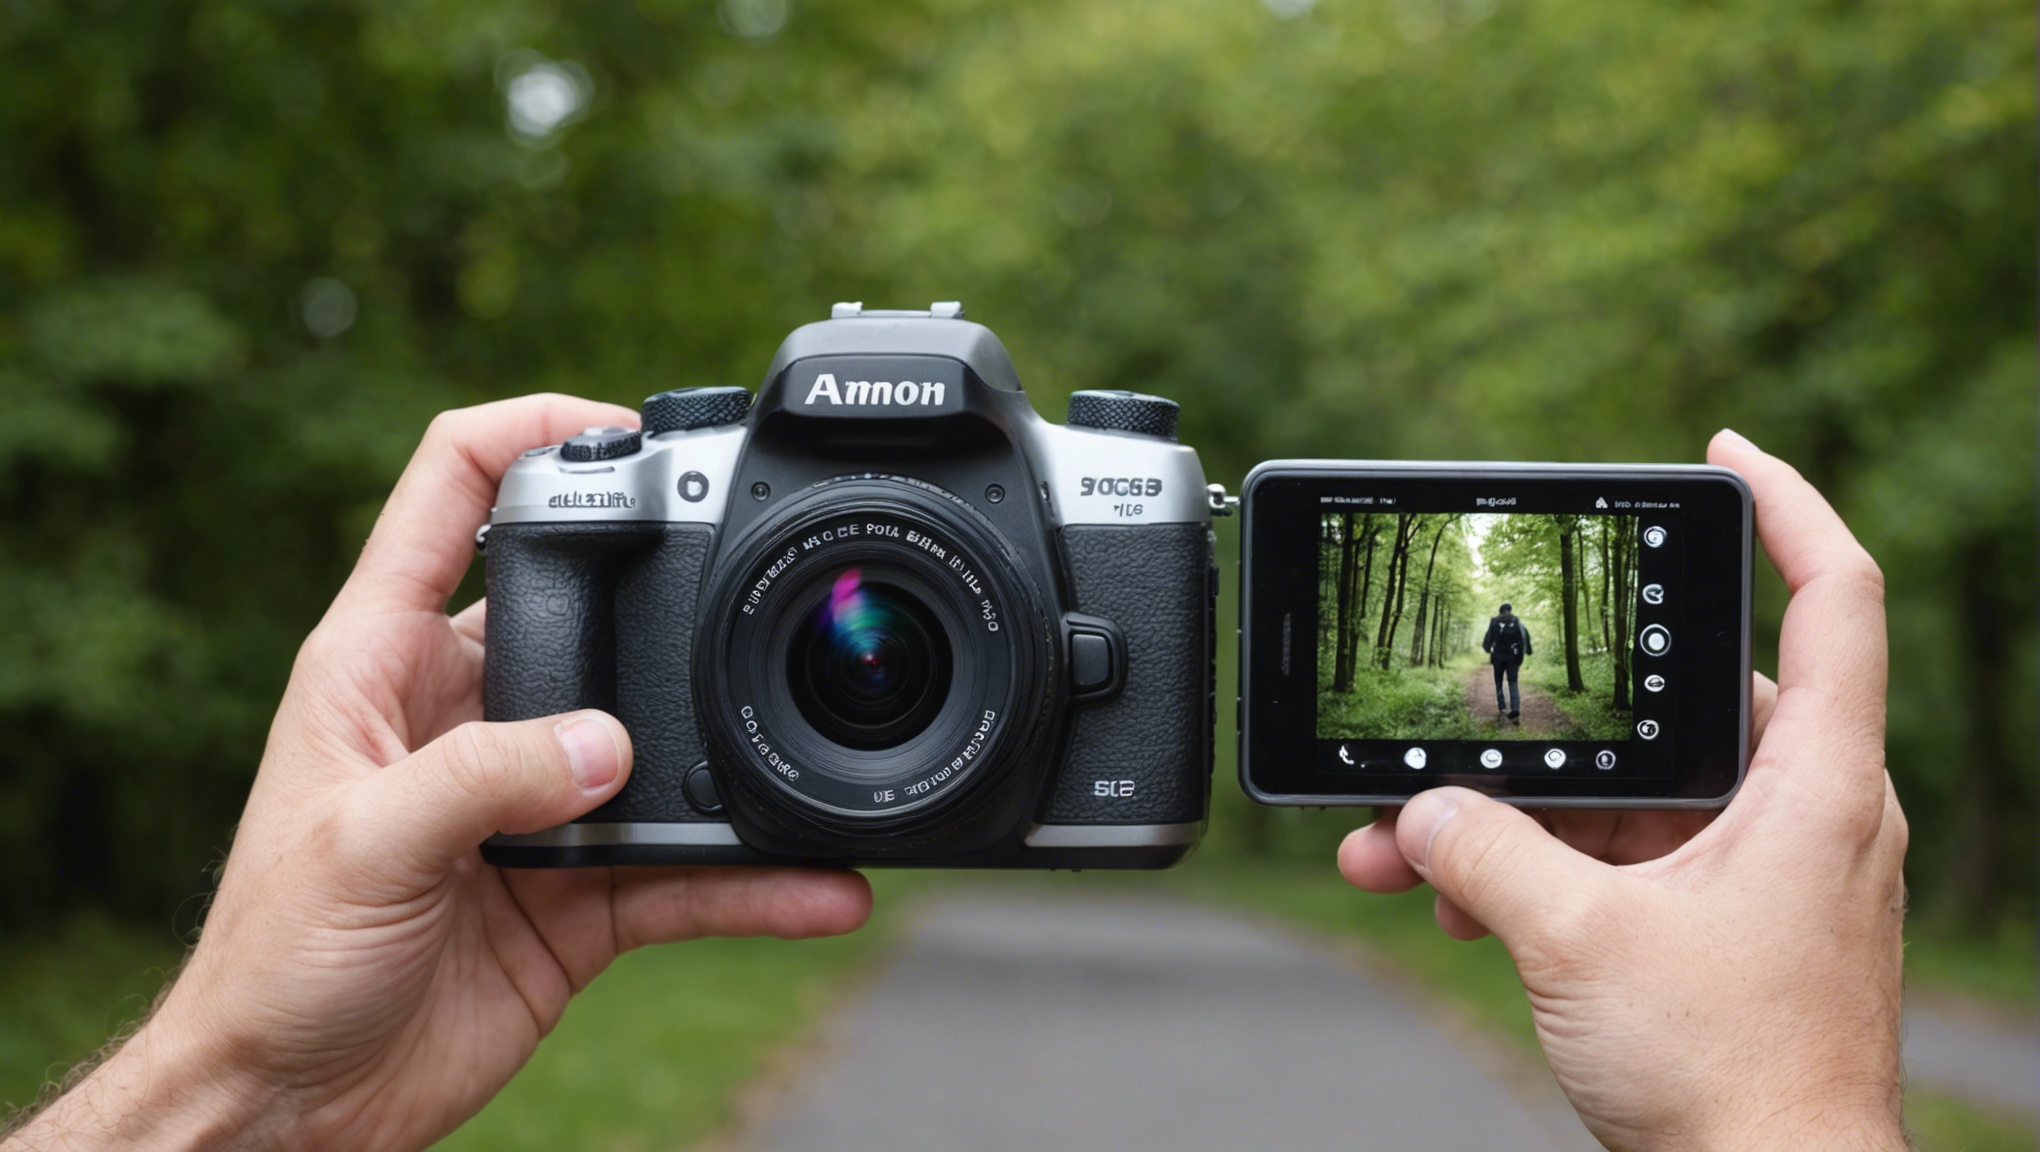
[
  {"xmin": 1064, "ymin": 613, "xmax": 1126, "ymax": 704},
  {"xmin": 559, "ymin": 426, "xmax": 643, "ymax": 462},
  {"xmin": 642, "ymin": 387, "xmax": 752, "ymax": 434},
  {"xmin": 683, "ymin": 762, "xmax": 723, "ymax": 814},
  {"xmin": 1072, "ymin": 632, "xmax": 1112, "ymax": 690},
  {"xmin": 1066, "ymin": 390, "xmax": 1180, "ymax": 441}
]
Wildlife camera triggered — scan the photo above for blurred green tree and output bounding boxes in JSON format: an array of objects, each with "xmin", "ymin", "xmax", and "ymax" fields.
[{"xmin": 0, "ymin": 0, "xmax": 2029, "ymax": 932}]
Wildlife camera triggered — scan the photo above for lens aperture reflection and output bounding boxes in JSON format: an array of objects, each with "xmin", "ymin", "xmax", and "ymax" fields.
[{"xmin": 791, "ymin": 567, "xmax": 951, "ymax": 750}]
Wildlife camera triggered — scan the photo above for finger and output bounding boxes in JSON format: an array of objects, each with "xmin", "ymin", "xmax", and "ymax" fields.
[
  {"xmin": 1338, "ymin": 815, "xmax": 1424, "ymax": 893},
  {"xmin": 451, "ymin": 598, "xmax": 487, "ymax": 646},
  {"xmin": 1541, "ymin": 807, "xmax": 1719, "ymax": 867},
  {"xmin": 1708, "ymin": 433, "xmax": 1890, "ymax": 844},
  {"xmin": 343, "ymin": 710, "xmax": 631, "ymax": 878},
  {"xmin": 610, "ymin": 867, "xmax": 874, "ymax": 949},
  {"xmin": 1433, "ymin": 892, "xmax": 1491, "ymax": 942},
  {"xmin": 1749, "ymin": 670, "xmax": 1779, "ymax": 751},
  {"xmin": 1395, "ymin": 787, "xmax": 1620, "ymax": 954},
  {"xmin": 337, "ymin": 395, "xmax": 639, "ymax": 616},
  {"xmin": 1707, "ymin": 431, "xmax": 1887, "ymax": 801}
]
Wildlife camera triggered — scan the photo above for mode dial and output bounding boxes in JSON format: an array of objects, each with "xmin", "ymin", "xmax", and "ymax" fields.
[
  {"xmin": 641, "ymin": 387, "xmax": 753, "ymax": 434},
  {"xmin": 559, "ymin": 426, "xmax": 643, "ymax": 462},
  {"xmin": 1066, "ymin": 390, "xmax": 1180, "ymax": 442}
]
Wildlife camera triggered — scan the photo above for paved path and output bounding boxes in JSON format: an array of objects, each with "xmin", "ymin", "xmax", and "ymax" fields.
[
  {"xmin": 1905, "ymin": 997, "xmax": 2040, "ymax": 1117},
  {"xmin": 729, "ymin": 887, "xmax": 1597, "ymax": 1152}
]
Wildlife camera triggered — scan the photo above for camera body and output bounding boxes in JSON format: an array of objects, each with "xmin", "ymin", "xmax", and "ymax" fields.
[{"xmin": 479, "ymin": 304, "xmax": 1215, "ymax": 869}]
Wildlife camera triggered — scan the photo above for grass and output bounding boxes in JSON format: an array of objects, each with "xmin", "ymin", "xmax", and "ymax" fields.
[
  {"xmin": 1159, "ymin": 856, "xmax": 2037, "ymax": 1151},
  {"xmin": 1905, "ymin": 1090, "xmax": 2038, "ymax": 1152},
  {"xmin": 433, "ymin": 871, "xmax": 934, "ymax": 1150},
  {"xmin": 1517, "ymin": 649, "xmax": 1633, "ymax": 741},
  {"xmin": 0, "ymin": 914, "xmax": 185, "ymax": 1117},
  {"xmin": 1317, "ymin": 655, "xmax": 1484, "ymax": 741},
  {"xmin": 1316, "ymin": 641, "xmax": 1639, "ymax": 744},
  {"xmin": 1905, "ymin": 913, "xmax": 2038, "ymax": 1009},
  {"xmin": 0, "ymin": 878, "xmax": 922, "ymax": 1150},
  {"xmin": 433, "ymin": 922, "xmax": 886, "ymax": 1151}
]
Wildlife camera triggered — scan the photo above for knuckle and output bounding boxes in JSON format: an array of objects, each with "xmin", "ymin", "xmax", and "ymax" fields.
[
  {"xmin": 1436, "ymin": 818, "xmax": 1519, "ymax": 915},
  {"xmin": 1517, "ymin": 888, "xmax": 1624, "ymax": 973},
  {"xmin": 439, "ymin": 723, "xmax": 505, "ymax": 798},
  {"xmin": 307, "ymin": 788, "xmax": 387, "ymax": 871},
  {"xmin": 1840, "ymin": 547, "xmax": 1886, "ymax": 599},
  {"xmin": 419, "ymin": 407, "xmax": 466, "ymax": 450},
  {"xmin": 1881, "ymin": 784, "xmax": 1910, "ymax": 857},
  {"xmin": 1815, "ymin": 776, "xmax": 1889, "ymax": 849},
  {"xmin": 291, "ymin": 623, "xmax": 343, "ymax": 674}
]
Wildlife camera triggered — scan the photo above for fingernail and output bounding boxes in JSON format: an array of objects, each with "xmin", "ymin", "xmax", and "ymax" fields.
[
  {"xmin": 1400, "ymin": 789, "xmax": 1463, "ymax": 871},
  {"xmin": 1716, "ymin": 427, "xmax": 1760, "ymax": 453},
  {"xmin": 555, "ymin": 714, "xmax": 621, "ymax": 791}
]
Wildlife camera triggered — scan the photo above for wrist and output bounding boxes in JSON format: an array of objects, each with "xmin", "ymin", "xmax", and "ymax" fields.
[
  {"xmin": 1688, "ymin": 1093, "xmax": 1908, "ymax": 1152},
  {"xmin": 3, "ymin": 1014, "xmax": 294, "ymax": 1152}
]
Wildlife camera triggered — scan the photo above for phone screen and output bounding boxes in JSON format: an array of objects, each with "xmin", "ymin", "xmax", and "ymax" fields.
[{"xmin": 1239, "ymin": 463, "xmax": 1750, "ymax": 806}]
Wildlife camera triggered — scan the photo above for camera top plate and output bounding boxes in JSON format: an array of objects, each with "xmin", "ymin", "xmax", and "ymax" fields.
[{"xmin": 761, "ymin": 302, "xmax": 1024, "ymax": 394}]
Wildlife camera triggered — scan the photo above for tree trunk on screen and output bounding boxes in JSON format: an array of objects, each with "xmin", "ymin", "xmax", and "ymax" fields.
[
  {"xmin": 1575, "ymin": 530, "xmax": 1594, "ymax": 652},
  {"xmin": 1598, "ymin": 519, "xmax": 1614, "ymax": 653},
  {"xmin": 1410, "ymin": 514, "xmax": 1462, "ymax": 666},
  {"xmin": 1553, "ymin": 514, "xmax": 1585, "ymax": 692},
  {"xmin": 1333, "ymin": 513, "xmax": 1359, "ymax": 693},
  {"xmin": 1375, "ymin": 513, "xmax": 1415, "ymax": 669},
  {"xmin": 1611, "ymin": 517, "xmax": 1634, "ymax": 710}
]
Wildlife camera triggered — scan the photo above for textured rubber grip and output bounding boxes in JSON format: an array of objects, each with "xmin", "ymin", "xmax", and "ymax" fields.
[
  {"xmin": 482, "ymin": 521, "xmax": 717, "ymax": 824},
  {"xmin": 601, "ymin": 523, "xmax": 715, "ymax": 822},
  {"xmin": 482, "ymin": 523, "xmax": 643, "ymax": 720},
  {"xmin": 1044, "ymin": 523, "xmax": 1214, "ymax": 824}
]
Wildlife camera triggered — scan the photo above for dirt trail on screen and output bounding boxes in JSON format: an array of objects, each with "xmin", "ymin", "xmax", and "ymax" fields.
[{"xmin": 1460, "ymin": 661, "xmax": 1573, "ymax": 739}]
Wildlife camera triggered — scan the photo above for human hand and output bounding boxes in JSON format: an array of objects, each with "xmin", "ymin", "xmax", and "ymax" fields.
[
  {"xmin": 1339, "ymin": 430, "xmax": 1907, "ymax": 1151},
  {"xmin": 4, "ymin": 396, "xmax": 873, "ymax": 1152}
]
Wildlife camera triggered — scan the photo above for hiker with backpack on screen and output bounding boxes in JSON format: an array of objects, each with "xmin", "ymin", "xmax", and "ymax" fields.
[{"xmin": 1483, "ymin": 602, "xmax": 1532, "ymax": 724}]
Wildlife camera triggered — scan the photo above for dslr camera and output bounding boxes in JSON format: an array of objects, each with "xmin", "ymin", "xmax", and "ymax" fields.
[{"xmin": 479, "ymin": 303, "xmax": 1217, "ymax": 869}]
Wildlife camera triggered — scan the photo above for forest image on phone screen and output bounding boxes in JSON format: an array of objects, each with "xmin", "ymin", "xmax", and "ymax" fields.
[{"xmin": 1316, "ymin": 511, "xmax": 1645, "ymax": 743}]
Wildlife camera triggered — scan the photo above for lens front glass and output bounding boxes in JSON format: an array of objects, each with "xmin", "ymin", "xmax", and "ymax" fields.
[
  {"xmin": 701, "ymin": 490, "xmax": 1051, "ymax": 829},
  {"xmin": 790, "ymin": 567, "xmax": 952, "ymax": 749}
]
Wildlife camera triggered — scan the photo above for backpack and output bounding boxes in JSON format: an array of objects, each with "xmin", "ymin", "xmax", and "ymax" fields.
[{"xmin": 1494, "ymin": 616, "xmax": 1521, "ymax": 657}]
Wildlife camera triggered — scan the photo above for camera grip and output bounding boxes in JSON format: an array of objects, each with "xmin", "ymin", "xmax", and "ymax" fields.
[
  {"xmin": 599, "ymin": 522, "xmax": 715, "ymax": 822},
  {"xmin": 482, "ymin": 521, "xmax": 717, "ymax": 824},
  {"xmin": 1045, "ymin": 523, "xmax": 1215, "ymax": 825},
  {"xmin": 482, "ymin": 522, "xmax": 645, "ymax": 721}
]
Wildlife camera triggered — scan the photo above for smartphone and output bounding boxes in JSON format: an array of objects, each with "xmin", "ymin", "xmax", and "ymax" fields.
[{"xmin": 1238, "ymin": 461, "xmax": 1751, "ymax": 807}]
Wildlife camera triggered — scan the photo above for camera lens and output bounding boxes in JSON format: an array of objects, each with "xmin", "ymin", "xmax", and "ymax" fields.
[
  {"xmin": 789, "ymin": 568, "xmax": 952, "ymax": 749},
  {"xmin": 695, "ymin": 479, "xmax": 1057, "ymax": 844}
]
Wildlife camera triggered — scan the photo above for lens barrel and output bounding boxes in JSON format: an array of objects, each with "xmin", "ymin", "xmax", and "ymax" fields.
[
  {"xmin": 789, "ymin": 568, "xmax": 953, "ymax": 750},
  {"xmin": 695, "ymin": 479, "xmax": 1055, "ymax": 841}
]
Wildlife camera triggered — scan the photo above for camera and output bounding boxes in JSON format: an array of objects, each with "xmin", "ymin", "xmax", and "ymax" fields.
[
  {"xmin": 1237, "ymin": 462, "xmax": 1751, "ymax": 807},
  {"xmin": 479, "ymin": 303, "xmax": 1217, "ymax": 869}
]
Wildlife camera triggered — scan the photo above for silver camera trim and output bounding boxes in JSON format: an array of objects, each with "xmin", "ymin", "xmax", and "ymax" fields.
[
  {"xmin": 489, "ymin": 424, "xmax": 747, "ymax": 527},
  {"xmin": 488, "ymin": 820, "xmax": 1201, "ymax": 850},
  {"xmin": 1014, "ymin": 417, "xmax": 1212, "ymax": 527}
]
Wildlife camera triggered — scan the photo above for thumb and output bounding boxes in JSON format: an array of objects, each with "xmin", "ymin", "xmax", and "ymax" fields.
[
  {"xmin": 1397, "ymin": 787, "xmax": 1613, "ymax": 949},
  {"xmin": 353, "ymin": 710, "xmax": 632, "ymax": 875}
]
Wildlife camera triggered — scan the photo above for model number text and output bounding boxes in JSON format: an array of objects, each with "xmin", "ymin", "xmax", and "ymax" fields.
[{"xmin": 1079, "ymin": 477, "xmax": 1163, "ymax": 498}]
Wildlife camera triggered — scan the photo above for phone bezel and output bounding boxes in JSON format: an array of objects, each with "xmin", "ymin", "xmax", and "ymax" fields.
[{"xmin": 1238, "ymin": 460, "xmax": 1751, "ymax": 809}]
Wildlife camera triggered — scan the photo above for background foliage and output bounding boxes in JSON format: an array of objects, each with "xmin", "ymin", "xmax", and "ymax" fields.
[{"xmin": 0, "ymin": 0, "xmax": 2031, "ymax": 942}]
